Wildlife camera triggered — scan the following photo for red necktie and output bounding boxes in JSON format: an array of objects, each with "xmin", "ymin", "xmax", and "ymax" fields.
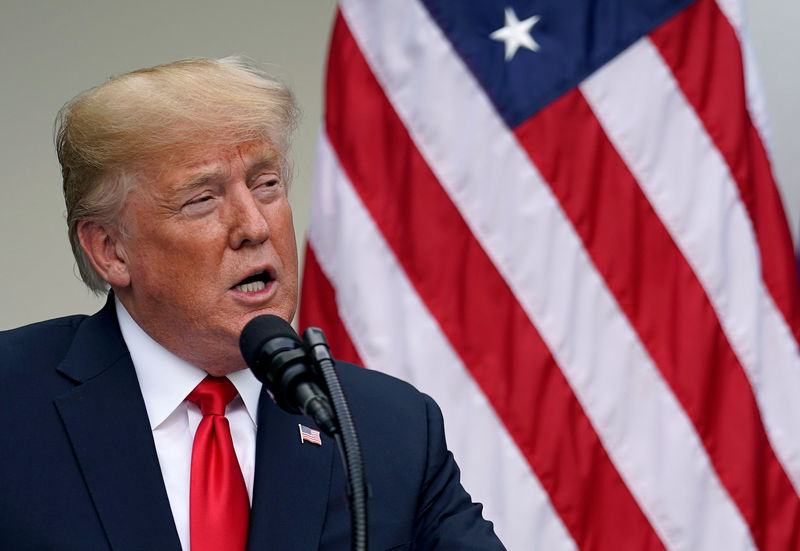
[{"xmin": 187, "ymin": 376, "xmax": 250, "ymax": 551}]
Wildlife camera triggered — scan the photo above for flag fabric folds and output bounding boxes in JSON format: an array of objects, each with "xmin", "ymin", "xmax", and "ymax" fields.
[{"xmin": 298, "ymin": 0, "xmax": 800, "ymax": 549}]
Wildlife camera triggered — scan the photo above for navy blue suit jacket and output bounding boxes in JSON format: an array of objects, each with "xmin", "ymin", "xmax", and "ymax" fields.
[{"xmin": 0, "ymin": 298, "xmax": 504, "ymax": 550}]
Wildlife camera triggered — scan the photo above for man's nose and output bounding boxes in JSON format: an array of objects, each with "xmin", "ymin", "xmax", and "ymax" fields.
[{"xmin": 228, "ymin": 184, "xmax": 270, "ymax": 249}]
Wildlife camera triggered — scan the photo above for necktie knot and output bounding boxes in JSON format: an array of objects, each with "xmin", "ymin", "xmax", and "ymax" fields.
[{"xmin": 187, "ymin": 376, "xmax": 238, "ymax": 416}]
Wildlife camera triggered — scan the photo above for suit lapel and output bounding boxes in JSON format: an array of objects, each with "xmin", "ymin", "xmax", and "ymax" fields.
[
  {"xmin": 247, "ymin": 390, "xmax": 335, "ymax": 551},
  {"xmin": 54, "ymin": 298, "xmax": 181, "ymax": 551}
]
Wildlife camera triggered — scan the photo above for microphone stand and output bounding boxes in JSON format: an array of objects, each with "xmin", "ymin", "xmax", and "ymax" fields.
[{"xmin": 303, "ymin": 328, "xmax": 368, "ymax": 551}]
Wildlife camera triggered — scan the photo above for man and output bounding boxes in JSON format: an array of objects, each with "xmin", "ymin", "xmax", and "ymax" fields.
[{"xmin": 0, "ymin": 58, "xmax": 504, "ymax": 550}]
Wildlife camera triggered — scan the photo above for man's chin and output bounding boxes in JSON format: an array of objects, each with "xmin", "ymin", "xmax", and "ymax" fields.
[
  {"xmin": 243, "ymin": 302, "xmax": 296, "ymax": 326},
  {"xmin": 203, "ymin": 361, "xmax": 249, "ymax": 377}
]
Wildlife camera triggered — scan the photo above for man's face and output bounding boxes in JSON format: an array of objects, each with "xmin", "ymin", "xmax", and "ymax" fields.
[{"xmin": 114, "ymin": 141, "xmax": 298, "ymax": 374}]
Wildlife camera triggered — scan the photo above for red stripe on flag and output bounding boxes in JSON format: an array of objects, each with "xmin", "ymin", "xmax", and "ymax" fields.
[
  {"xmin": 514, "ymin": 87, "xmax": 800, "ymax": 550},
  {"xmin": 323, "ymin": 13, "xmax": 666, "ymax": 550},
  {"xmin": 650, "ymin": 0, "xmax": 800, "ymax": 343},
  {"xmin": 298, "ymin": 242, "xmax": 364, "ymax": 366}
]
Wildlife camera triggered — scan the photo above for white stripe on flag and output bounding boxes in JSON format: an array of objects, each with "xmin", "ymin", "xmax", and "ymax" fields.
[
  {"xmin": 580, "ymin": 36, "xmax": 800, "ymax": 494},
  {"xmin": 310, "ymin": 131, "xmax": 577, "ymax": 550},
  {"xmin": 338, "ymin": 0, "xmax": 754, "ymax": 548},
  {"xmin": 713, "ymin": 0, "xmax": 774, "ymax": 154}
]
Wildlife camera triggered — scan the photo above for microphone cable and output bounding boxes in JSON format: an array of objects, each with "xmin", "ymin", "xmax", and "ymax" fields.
[{"xmin": 303, "ymin": 327, "xmax": 368, "ymax": 551}]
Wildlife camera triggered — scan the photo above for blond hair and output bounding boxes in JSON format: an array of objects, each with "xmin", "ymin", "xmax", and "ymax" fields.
[{"xmin": 55, "ymin": 56, "xmax": 299, "ymax": 293}]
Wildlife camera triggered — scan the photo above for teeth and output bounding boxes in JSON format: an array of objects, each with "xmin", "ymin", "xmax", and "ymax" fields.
[{"xmin": 235, "ymin": 280, "xmax": 266, "ymax": 293}]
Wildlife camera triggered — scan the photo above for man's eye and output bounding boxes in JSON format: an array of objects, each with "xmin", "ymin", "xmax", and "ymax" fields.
[
  {"xmin": 182, "ymin": 195, "xmax": 216, "ymax": 213},
  {"xmin": 258, "ymin": 178, "xmax": 279, "ymax": 188},
  {"xmin": 253, "ymin": 178, "xmax": 282, "ymax": 196}
]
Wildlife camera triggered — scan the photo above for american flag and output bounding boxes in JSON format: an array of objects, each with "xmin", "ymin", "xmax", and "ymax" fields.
[
  {"xmin": 299, "ymin": 424, "xmax": 322, "ymax": 446},
  {"xmin": 298, "ymin": 0, "xmax": 800, "ymax": 549}
]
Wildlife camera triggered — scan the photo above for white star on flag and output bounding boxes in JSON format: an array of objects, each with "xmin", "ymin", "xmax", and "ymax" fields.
[{"xmin": 490, "ymin": 6, "xmax": 541, "ymax": 61}]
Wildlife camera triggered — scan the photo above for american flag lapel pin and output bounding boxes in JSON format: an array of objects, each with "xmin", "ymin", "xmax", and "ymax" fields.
[{"xmin": 298, "ymin": 424, "xmax": 322, "ymax": 446}]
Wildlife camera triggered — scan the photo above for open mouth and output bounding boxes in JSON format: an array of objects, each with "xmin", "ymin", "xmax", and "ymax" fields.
[{"xmin": 233, "ymin": 271, "xmax": 273, "ymax": 293}]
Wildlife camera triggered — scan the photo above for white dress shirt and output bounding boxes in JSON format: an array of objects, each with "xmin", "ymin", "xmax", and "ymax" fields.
[{"xmin": 115, "ymin": 298, "xmax": 262, "ymax": 551}]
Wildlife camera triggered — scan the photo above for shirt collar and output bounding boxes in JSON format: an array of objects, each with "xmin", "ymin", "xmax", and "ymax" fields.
[{"xmin": 115, "ymin": 297, "xmax": 262, "ymax": 430}]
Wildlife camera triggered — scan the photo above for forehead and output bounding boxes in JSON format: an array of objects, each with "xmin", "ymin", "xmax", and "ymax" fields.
[
  {"xmin": 140, "ymin": 140, "xmax": 281, "ymax": 184},
  {"xmin": 180, "ymin": 140, "xmax": 279, "ymax": 171}
]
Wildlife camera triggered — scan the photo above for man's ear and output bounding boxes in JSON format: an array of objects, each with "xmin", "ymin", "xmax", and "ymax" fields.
[{"xmin": 76, "ymin": 220, "xmax": 131, "ymax": 288}]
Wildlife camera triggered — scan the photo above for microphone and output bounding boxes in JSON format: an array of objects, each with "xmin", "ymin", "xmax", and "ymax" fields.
[{"xmin": 239, "ymin": 315, "xmax": 338, "ymax": 436}]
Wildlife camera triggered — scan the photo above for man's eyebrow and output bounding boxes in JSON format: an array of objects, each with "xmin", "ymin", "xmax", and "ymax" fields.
[
  {"xmin": 248, "ymin": 152, "xmax": 282, "ymax": 174},
  {"xmin": 176, "ymin": 166, "xmax": 229, "ymax": 192},
  {"xmin": 168, "ymin": 150, "xmax": 281, "ymax": 193}
]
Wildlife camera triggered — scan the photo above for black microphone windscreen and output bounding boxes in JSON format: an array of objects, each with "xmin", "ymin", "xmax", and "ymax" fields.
[{"xmin": 239, "ymin": 314, "xmax": 299, "ymax": 368}]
